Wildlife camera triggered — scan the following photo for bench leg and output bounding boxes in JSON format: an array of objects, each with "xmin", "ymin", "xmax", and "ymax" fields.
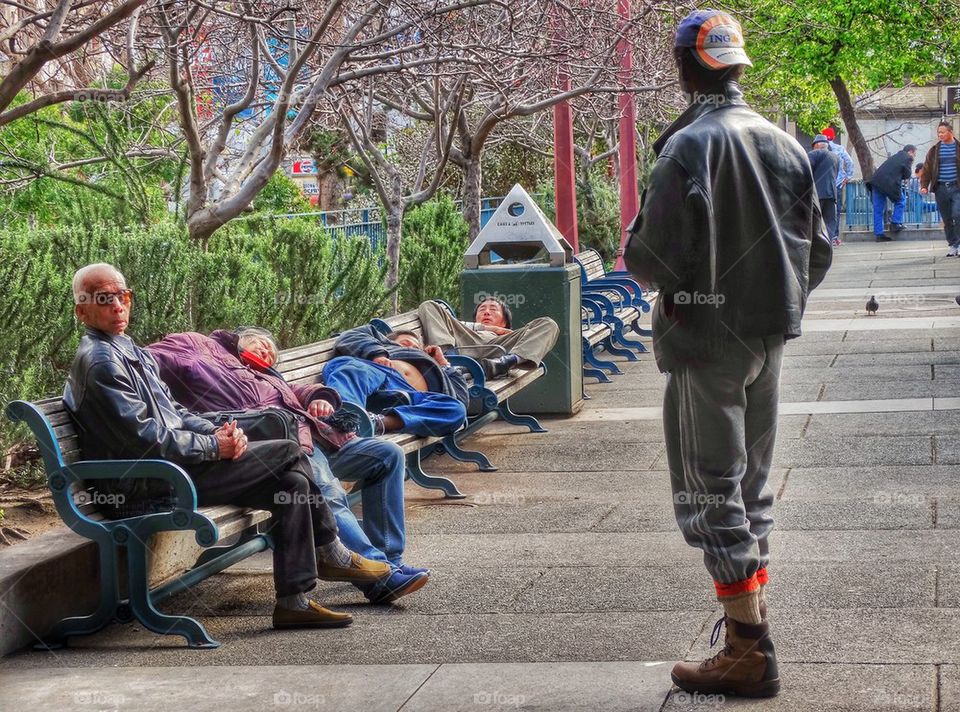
[
  {"xmin": 632, "ymin": 321, "xmax": 653, "ymax": 337},
  {"xmin": 602, "ymin": 336, "xmax": 639, "ymax": 361},
  {"xmin": 583, "ymin": 365, "xmax": 612, "ymax": 383},
  {"xmin": 406, "ymin": 450, "xmax": 466, "ymax": 499},
  {"xmin": 124, "ymin": 536, "xmax": 220, "ymax": 649},
  {"xmin": 584, "ymin": 346, "xmax": 623, "ymax": 375},
  {"xmin": 442, "ymin": 434, "xmax": 497, "ymax": 471},
  {"xmin": 497, "ymin": 399, "xmax": 547, "ymax": 433},
  {"xmin": 611, "ymin": 325, "xmax": 648, "ymax": 354},
  {"xmin": 34, "ymin": 538, "xmax": 120, "ymax": 650}
]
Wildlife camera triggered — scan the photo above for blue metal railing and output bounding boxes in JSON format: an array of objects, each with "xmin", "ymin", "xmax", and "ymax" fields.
[
  {"xmin": 256, "ymin": 194, "xmax": 551, "ymax": 248},
  {"xmin": 844, "ymin": 179, "xmax": 941, "ymax": 228}
]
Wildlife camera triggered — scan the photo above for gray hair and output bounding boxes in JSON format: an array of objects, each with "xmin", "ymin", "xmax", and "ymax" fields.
[
  {"xmin": 72, "ymin": 263, "xmax": 125, "ymax": 304},
  {"xmin": 236, "ymin": 326, "xmax": 278, "ymax": 357}
]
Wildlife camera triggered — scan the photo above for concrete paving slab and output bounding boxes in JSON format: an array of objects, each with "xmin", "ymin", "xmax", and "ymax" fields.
[
  {"xmin": 0, "ymin": 611, "xmax": 714, "ymax": 668},
  {"xmin": 832, "ymin": 350, "xmax": 960, "ymax": 366},
  {"xmin": 399, "ymin": 530, "xmax": 960, "ymax": 569},
  {"xmin": 404, "ymin": 661, "xmax": 672, "ymax": 712},
  {"xmin": 428, "ymin": 440, "xmax": 665, "ymax": 473},
  {"xmin": 662, "ymin": 663, "xmax": 935, "ymax": 712},
  {"xmin": 939, "ymin": 665, "xmax": 960, "ymax": 712},
  {"xmin": 788, "ymin": 364, "xmax": 933, "ymax": 382},
  {"xmin": 773, "ymin": 435, "xmax": 932, "ymax": 467},
  {"xmin": 822, "ymin": 380, "xmax": 960, "ymax": 400},
  {"xmin": 687, "ymin": 609, "xmax": 960, "ymax": 664},
  {"xmin": 776, "ymin": 466, "xmax": 960, "ymax": 501},
  {"xmin": 802, "ymin": 410, "xmax": 960, "ymax": 436},
  {"xmin": 0, "ymin": 664, "xmax": 438, "ymax": 712}
]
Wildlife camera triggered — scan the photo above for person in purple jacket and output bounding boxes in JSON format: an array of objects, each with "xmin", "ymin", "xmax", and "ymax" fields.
[{"xmin": 148, "ymin": 327, "xmax": 430, "ymax": 604}]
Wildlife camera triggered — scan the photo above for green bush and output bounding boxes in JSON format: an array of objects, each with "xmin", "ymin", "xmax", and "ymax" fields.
[
  {"xmin": 398, "ymin": 196, "xmax": 470, "ymax": 311},
  {"xmin": 0, "ymin": 220, "xmax": 392, "ymax": 459},
  {"xmin": 538, "ymin": 172, "xmax": 622, "ymax": 263}
]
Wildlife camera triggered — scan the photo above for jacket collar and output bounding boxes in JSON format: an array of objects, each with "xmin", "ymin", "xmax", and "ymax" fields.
[
  {"xmin": 210, "ymin": 329, "xmax": 241, "ymax": 355},
  {"xmin": 653, "ymin": 81, "xmax": 747, "ymax": 155}
]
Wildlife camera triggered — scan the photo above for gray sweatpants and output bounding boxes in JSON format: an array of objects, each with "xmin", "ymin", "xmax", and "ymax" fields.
[
  {"xmin": 662, "ymin": 334, "xmax": 783, "ymax": 586},
  {"xmin": 418, "ymin": 300, "xmax": 559, "ymax": 365}
]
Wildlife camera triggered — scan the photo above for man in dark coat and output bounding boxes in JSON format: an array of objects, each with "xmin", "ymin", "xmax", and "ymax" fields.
[
  {"xmin": 866, "ymin": 145, "xmax": 916, "ymax": 242},
  {"xmin": 623, "ymin": 9, "xmax": 832, "ymax": 699},
  {"xmin": 808, "ymin": 135, "xmax": 840, "ymax": 243}
]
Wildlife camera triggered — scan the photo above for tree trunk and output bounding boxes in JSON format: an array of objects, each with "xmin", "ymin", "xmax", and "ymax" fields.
[
  {"xmin": 830, "ymin": 75, "xmax": 874, "ymax": 179},
  {"xmin": 385, "ymin": 202, "xmax": 403, "ymax": 315},
  {"xmin": 462, "ymin": 158, "xmax": 483, "ymax": 240},
  {"xmin": 186, "ymin": 208, "xmax": 227, "ymax": 244}
]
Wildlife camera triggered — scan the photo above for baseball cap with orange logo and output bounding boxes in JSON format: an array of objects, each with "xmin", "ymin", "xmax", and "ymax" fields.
[{"xmin": 675, "ymin": 9, "xmax": 752, "ymax": 70}]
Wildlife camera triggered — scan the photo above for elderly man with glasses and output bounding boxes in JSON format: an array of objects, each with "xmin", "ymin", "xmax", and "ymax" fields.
[{"xmin": 64, "ymin": 263, "xmax": 392, "ymax": 630}]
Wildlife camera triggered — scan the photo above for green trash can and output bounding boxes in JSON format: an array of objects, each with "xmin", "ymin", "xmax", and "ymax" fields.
[{"xmin": 461, "ymin": 184, "xmax": 583, "ymax": 415}]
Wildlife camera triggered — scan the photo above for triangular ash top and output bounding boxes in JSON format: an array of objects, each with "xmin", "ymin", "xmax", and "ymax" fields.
[{"xmin": 464, "ymin": 184, "xmax": 574, "ymax": 268}]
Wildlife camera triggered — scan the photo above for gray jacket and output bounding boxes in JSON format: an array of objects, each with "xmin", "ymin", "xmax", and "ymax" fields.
[{"xmin": 624, "ymin": 82, "xmax": 833, "ymax": 372}]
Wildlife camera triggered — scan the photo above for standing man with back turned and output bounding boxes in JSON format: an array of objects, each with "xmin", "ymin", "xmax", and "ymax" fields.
[{"xmin": 624, "ymin": 9, "xmax": 832, "ymax": 699}]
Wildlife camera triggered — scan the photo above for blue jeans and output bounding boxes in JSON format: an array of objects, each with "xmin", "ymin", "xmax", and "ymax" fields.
[
  {"xmin": 872, "ymin": 187, "xmax": 905, "ymax": 235},
  {"xmin": 322, "ymin": 356, "xmax": 467, "ymax": 437},
  {"xmin": 307, "ymin": 436, "xmax": 407, "ymax": 566}
]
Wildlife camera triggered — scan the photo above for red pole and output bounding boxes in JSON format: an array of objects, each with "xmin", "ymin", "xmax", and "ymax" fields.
[
  {"xmin": 614, "ymin": 0, "xmax": 638, "ymax": 271},
  {"xmin": 553, "ymin": 77, "xmax": 579, "ymax": 253}
]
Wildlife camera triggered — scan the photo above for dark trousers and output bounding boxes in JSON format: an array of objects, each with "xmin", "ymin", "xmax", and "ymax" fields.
[
  {"xmin": 187, "ymin": 439, "xmax": 336, "ymax": 597},
  {"xmin": 820, "ymin": 198, "xmax": 837, "ymax": 242},
  {"xmin": 935, "ymin": 182, "xmax": 960, "ymax": 247}
]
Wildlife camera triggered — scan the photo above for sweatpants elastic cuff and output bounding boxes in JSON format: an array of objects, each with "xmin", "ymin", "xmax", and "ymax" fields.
[
  {"xmin": 756, "ymin": 566, "xmax": 769, "ymax": 586},
  {"xmin": 714, "ymin": 572, "xmax": 761, "ymax": 598}
]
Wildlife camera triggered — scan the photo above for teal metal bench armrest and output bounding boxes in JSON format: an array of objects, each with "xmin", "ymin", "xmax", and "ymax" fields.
[{"xmin": 447, "ymin": 355, "xmax": 497, "ymax": 411}]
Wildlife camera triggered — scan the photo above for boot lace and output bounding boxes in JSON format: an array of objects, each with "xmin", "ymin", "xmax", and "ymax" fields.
[{"xmin": 699, "ymin": 616, "xmax": 731, "ymax": 670}]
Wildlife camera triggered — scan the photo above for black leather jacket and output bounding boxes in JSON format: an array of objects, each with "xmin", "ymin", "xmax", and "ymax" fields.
[
  {"xmin": 64, "ymin": 328, "xmax": 220, "ymax": 465},
  {"xmin": 625, "ymin": 83, "xmax": 833, "ymax": 372}
]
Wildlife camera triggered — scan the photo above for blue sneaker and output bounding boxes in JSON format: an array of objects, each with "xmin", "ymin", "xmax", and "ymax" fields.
[
  {"xmin": 397, "ymin": 564, "xmax": 431, "ymax": 577},
  {"xmin": 361, "ymin": 569, "xmax": 429, "ymax": 604}
]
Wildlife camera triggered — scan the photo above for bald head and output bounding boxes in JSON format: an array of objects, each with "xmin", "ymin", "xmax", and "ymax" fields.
[
  {"xmin": 72, "ymin": 263, "xmax": 132, "ymax": 337},
  {"xmin": 73, "ymin": 263, "xmax": 126, "ymax": 305}
]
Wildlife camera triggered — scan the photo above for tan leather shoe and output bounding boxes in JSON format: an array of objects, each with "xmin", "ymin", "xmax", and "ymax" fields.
[
  {"xmin": 671, "ymin": 617, "xmax": 780, "ymax": 698},
  {"xmin": 316, "ymin": 552, "xmax": 392, "ymax": 583},
  {"xmin": 272, "ymin": 600, "xmax": 353, "ymax": 629}
]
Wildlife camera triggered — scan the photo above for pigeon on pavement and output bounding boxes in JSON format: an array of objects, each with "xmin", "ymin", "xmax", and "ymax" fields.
[{"xmin": 866, "ymin": 296, "xmax": 879, "ymax": 315}]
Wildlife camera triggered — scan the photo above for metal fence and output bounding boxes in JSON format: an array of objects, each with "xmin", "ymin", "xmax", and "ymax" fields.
[
  {"xmin": 844, "ymin": 179, "xmax": 941, "ymax": 228},
  {"xmin": 259, "ymin": 194, "xmax": 550, "ymax": 249}
]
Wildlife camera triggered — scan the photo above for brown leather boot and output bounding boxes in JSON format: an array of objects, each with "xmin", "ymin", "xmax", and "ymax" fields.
[{"xmin": 671, "ymin": 616, "xmax": 780, "ymax": 698}]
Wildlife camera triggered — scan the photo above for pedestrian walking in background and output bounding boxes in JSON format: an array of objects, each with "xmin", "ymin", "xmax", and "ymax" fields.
[
  {"xmin": 808, "ymin": 135, "xmax": 840, "ymax": 245},
  {"xmin": 866, "ymin": 145, "xmax": 916, "ymax": 242},
  {"xmin": 920, "ymin": 121, "xmax": 960, "ymax": 256},
  {"xmin": 822, "ymin": 127, "xmax": 854, "ymax": 244}
]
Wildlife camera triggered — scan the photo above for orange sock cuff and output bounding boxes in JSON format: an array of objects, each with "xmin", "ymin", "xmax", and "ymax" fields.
[
  {"xmin": 714, "ymin": 572, "xmax": 760, "ymax": 598},
  {"xmin": 756, "ymin": 566, "xmax": 769, "ymax": 586}
]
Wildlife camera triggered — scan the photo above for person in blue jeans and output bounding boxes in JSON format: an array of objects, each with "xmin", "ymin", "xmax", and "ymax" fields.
[
  {"xmin": 327, "ymin": 325, "xmax": 469, "ymax": 437},
  {"xmin": 148, "ymin": 328, "xmax": 430, "ymax": 605},
  {"xmin": 866, "ymin": 145, "xmax": 915, "ymax": 242}
]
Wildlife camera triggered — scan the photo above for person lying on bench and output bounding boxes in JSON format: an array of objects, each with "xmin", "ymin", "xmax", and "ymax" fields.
[
  {"xmin": 147, "ymin": 327, "xmax": 430, "ymax": 604},
  {"xmin": 64, "ymin": 263, "xmax": 391, "ymax": 630},
  {"xmin": 327, "ymin": 325, "xmax": 468, "ymax": 437},
  {"xmin": 418, "ymin": 298, "xmax": 559, "ymax": 379}
]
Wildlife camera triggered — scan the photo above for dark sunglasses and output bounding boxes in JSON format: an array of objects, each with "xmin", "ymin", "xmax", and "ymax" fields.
[{"xmin": 90, "ymin": 289, "xmax": 134, "ymax": 307}]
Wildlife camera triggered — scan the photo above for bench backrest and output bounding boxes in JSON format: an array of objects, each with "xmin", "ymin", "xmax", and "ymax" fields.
[{"xmin": 575, "ymin": 249, "xmax": 606, "ymax": 283}]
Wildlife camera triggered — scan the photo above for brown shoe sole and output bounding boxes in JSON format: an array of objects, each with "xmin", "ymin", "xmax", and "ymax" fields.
[
  {"xmin": 273, "ymin": 614, "xmax": 353, "ymax": 630},
  {"xmin": 316, "ymin": 567, "xmax": 391, "ymax": 583},
  {"xmin": 671, "ymin": 674, "xmax": 780, "ymax": 699}
]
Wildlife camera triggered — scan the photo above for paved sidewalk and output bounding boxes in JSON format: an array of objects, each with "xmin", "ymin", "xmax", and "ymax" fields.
[{"xmin": 1, "ymin": 240, "xmax": 959, "ymax": 711}]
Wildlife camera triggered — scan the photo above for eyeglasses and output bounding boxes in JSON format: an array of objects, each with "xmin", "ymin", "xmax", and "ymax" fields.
[{"xmin": 88, "ymin": 289, "xmax": 134, "ymax": 307}]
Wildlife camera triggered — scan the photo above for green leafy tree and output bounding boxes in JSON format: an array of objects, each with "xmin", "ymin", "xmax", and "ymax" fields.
[
  {"xmin": 730, "ymin": 0, "xmax": 960, "ymax": 175},
  {"xmin": 398, "ymin": 196, "xmax": 470, "ymax": 311}
]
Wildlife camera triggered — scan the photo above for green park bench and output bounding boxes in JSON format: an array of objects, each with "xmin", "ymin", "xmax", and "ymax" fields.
[{"xmin": 5, "ymin": 317, "xmax": 547, "ymax": 650}]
